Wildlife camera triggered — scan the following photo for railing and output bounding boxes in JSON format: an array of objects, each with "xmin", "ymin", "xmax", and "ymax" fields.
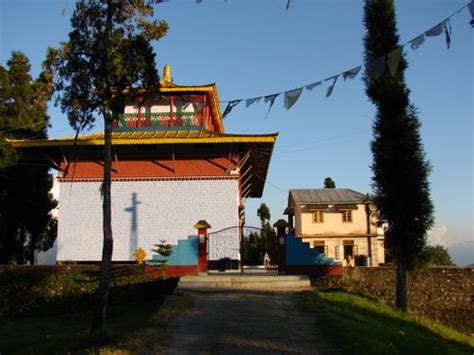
[{"xmin": 113, "ymin": 112, "xmax": 204, "ymax": 129}]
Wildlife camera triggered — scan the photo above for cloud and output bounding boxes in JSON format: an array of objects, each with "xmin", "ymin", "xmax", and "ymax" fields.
[
  {"xmin": 427, "ymin": 225, "xmax": 473, "ymax": 266},
  {"xmin": 427, "ymin": 225, "xmax": 448, "ymax": 247}
]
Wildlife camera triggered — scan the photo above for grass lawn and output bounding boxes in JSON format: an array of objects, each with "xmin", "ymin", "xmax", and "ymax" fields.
[
  {"xmin": 0, "ymin": 292, "xmax": 193, "ymax": 354},
  {"xmin": 297, "ymin": 289, "xmax": 474, "ymax": 355}
]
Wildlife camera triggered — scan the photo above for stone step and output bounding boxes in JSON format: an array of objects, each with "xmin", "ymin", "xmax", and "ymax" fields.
[
  {"xmin": 177, "ymin": 274, "xmax": 312, "ymax": 292},
  {"xmin": 178, "ymin": 283, "xmax": 311, "ymax": 292},
  {"xmin": 180, "ymin": 275, "xmax": 309, "ymax": 282},
  {"xmin": 240, "ymin": 266, "xmax": 279, "ymax": 274}
]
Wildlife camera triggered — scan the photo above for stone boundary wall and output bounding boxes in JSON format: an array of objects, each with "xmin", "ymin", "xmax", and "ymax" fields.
[
  {"xmin": 313, "ymin": 266, "xmax": 473, "ymax": 333},
  {"xmin": 284, "ymin": 265, "xmax": 344, "ymax": 277},
  {"xmin": 0, "ymin": 264, "xmax": 143, "ymax": 273}
]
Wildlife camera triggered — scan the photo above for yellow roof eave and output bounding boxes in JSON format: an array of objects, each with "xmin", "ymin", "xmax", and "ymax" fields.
[
  {"xmin": 7, "ymin": 134, "xmax": 277, "ymax": 148},
  {"xmin": 159, "ymin": 85, "xmax": 215, "ymax": 93}
]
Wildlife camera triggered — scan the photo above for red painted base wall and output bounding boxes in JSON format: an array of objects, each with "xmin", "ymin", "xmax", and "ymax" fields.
[
  {"xmin": 144, "ymin": 265, "xmax": 198, "ymax": 278},
  {"xmin": 284, "ymin": 265, "xmax": 343, "ymax": 277},
  {"xmin": 59, "ymin": 156, "xmax": 240, "ymax": 179}
]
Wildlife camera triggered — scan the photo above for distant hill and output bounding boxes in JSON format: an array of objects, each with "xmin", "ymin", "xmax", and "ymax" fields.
[{"xmin": 448, "ymin": 240, "xmax": 474, "ymax": 266}]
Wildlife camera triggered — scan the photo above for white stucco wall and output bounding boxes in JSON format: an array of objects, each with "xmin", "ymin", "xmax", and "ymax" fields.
[{"xmin": 57, "ymin": 179, "xmax": 239, "ymax": 261}]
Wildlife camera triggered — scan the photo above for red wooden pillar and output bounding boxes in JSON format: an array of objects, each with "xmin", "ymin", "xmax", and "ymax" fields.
[
  {"xmin": 194, "ymin": 220, "xmax": 211, "ymax": 274},
  {"xmin": 273, "ymin": 219, "xmax": 289, "ymax": 274},
  {"xmin": 169, "ymin": 95, "xmax": 174, "ymax": 126},
  {"xmin": 137, "ymin": 95, "xmax": 144, "ymax": 127}
]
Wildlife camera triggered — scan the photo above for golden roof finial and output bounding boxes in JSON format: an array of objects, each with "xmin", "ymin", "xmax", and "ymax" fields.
[{"xmin": 161, "ymin": 64, "xmax": 172, "ymax": 86}]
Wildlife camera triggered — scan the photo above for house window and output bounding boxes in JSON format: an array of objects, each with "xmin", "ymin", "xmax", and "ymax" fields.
[
  {"xmin": 343, "ymin": 240, "xmax": 354, "ymax": 259},
  {"xmin": 341, "ymin": 210, "xmax": 353, "ymax": 223},
  {"xmin": 313, "ymin": 210, "xmax": 324, "ymax": 223},
  {"xmin": 313, "ymin": 241, "xmax": 328, "ymax": 255}
]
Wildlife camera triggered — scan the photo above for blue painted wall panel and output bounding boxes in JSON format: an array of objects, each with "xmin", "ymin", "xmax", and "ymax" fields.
[
  {"xmin": 286, "ymin": 232, "xmax": 335, "ymax": 265},
  {"xmin": 148, "ymin": 235, "xmax": 198, "ymax": 266}
]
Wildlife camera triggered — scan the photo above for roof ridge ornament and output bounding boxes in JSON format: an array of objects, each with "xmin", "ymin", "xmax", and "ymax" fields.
[{"xmin": 160, "ymin": 64, "xmax": 173, "ymax": 87}]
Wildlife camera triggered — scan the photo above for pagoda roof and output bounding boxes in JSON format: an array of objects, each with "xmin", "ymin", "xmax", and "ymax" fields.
[
  {"xmin": 7, "ymin": 66, "xmax": 278, "ymax": 197},
  {"xmin": 7, "ymin": 129, "xmax": 278, "ymax": 198}
]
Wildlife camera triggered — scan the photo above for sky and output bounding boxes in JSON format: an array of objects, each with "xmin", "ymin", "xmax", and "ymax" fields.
[{"xmin": 1, "ymin": 0, "xmax": 472, "ymax": 265}]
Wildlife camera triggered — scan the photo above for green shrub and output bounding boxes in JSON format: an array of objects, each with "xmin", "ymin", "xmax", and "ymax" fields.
[{"xmin": 0, "ymin": 266, "xmax": 177, "ymax": 318}]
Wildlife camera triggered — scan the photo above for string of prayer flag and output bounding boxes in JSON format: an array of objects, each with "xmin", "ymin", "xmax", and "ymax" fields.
[{"xmin": 216, "ymin": 2, "xmax": 473, "ymax": 118}]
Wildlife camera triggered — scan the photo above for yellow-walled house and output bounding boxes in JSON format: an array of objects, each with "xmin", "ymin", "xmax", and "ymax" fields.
[{"xmin": 284, "ymin": 189, "xmax": 385, "ymax": 267}]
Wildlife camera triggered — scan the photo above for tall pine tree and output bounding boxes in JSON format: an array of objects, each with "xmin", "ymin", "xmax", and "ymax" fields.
[
  {"xmin": 0, "ymin": 51, "xmax": 57, "ymax": 264},
  {"xmin": 363, "ymin": 0, "xmax": 434, "ymax": 310},
  {"xmin": 53, "ymin": 0, "xmax": 168, "ymax": 331}
]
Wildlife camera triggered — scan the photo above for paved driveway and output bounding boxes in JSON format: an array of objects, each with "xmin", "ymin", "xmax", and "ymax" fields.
[{"xmin": 165, "ymin": 291, "xmax": 336, "ymax": 354}]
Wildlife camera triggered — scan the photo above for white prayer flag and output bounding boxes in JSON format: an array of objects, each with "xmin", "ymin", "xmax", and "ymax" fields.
[
  {"xmin": 284, "ymin": 88, "xmax": 303, "ymax": 110},
  {"xmin": 342, "ymin": 66, "xmax": 362, "ymax": 81},
  {"xmin": 222, "ymin": 100, "xmax": 242, "ymax": 118},
  {"xmin": 306, "ymin": 81, "xmax": 321, "ymax": 91},
  {"xmin": 365, "ymin": 56, "xmax": 386, "ymax": 78},
  {"xmin": 425, "ymin": 22, "xmax": 443, "ymax": 37},
  {"xmin": 264, "ymin": 94, "xmax": 279, "ymax": 118},
  {"xmin": 409, "ymin": 34, "xmax": 425, "ymax": 50},
  {"xmin": 325, "ymin": 75, "xmax": 339, "ymax": 98},
  {"xmin": 443, "ymin": 20, "xmax": 452, "ymax": 49},
  {"xmin": 387, "ymin": 47, "xmax": 402, "ymax": 76},
  {"xmin": 264, "ymin": 94, "xmax": 278, "ymax": 104},
  {"xmin": 246, "ymin": 97, "xmax": 262, "ymax": 108},
  {"xmin": 469, "ymin": 1, "xmax": 474, "ymax": 18}
]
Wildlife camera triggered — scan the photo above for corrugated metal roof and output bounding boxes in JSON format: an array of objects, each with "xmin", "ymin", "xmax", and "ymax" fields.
[{"xmin": 289, "ymin": 189, "xmax": 368, "ymax": 204}]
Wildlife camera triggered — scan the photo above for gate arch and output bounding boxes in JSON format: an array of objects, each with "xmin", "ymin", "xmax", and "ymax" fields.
[{"xmin": 207, "ymin": 226, "xmax": 277, "ymax": 272}]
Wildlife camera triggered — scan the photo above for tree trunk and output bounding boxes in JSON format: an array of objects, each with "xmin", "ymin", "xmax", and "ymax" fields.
[
  {"xmin": 91, "ymin": 109, "xmax": 114, "ymax": 332},
  {"xmin": 395, "ymin": 255, "xmax": 407, "ymax": 311},
  {"xmin": 365, "ymin": 202, "xmax": 372, "ymax": 267},
  {"xmin": 29, "ymin": 238, "xmax": 36, "ymax": 265},
  {"xmin": 91, "ymin": 0, "xmax": 114, "ymax": 333},
  {"xmin": 18, "ymin": 225, "xmax": 25, "ymax": 264}
]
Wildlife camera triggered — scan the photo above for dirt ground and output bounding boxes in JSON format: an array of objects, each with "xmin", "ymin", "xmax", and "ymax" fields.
[{"xmin": 164, "ymin": 290, "xmax": 337, "ymax": 354}]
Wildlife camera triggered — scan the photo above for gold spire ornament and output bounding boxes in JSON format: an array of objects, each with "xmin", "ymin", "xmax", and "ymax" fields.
[{"xmin": 160, "ymin": 64, "xmax": 173, "ymax": 86}]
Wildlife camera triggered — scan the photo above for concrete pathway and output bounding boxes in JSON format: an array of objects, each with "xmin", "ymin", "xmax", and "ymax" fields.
[{"xmin": 165, "ymin": 291, "xmax": 336, "ymax": 354}]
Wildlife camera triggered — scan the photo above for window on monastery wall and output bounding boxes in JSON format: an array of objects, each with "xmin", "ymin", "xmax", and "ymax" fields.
[
  {"xmin": 341, "ymin": 210, "xmax": 353, "ymax": 223},
  {"xmin": 312, "ymin": 210, "xmax": 324, "ymax": 223}
]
